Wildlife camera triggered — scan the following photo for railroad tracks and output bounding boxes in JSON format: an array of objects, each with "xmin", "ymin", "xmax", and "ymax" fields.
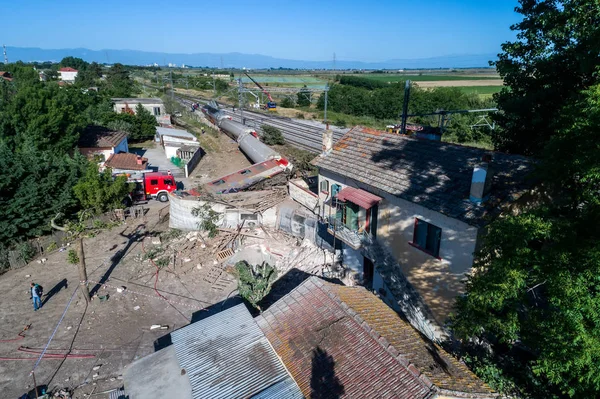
[{"xmin": 175, "ymin": 93, "xmax": 346, "ymax": 152}]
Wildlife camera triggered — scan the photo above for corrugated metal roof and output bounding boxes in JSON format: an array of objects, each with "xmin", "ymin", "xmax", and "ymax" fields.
[
  {"xmin": 171, "ymin": 303, "xmax": 302, "ymax": 399},
  {"xmin": 336, "ymin": 186, "xmax": 382, "ymax": 209}
]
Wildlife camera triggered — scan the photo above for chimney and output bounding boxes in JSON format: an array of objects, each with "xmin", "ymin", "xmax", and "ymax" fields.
[
  {"xmin": 470, "ymin": 154, "xmax": 493, "ymax": 204},
  {"xmin": 322, "ymin": 127, "xmax": 333, "ymax": 154},
  {"xmin": 136, "ymin": 155, "xmax": 142, "ymax": 165}
]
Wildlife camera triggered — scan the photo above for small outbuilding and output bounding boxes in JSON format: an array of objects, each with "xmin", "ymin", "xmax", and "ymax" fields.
[{"xmin": 78, "ymin": 125, "xmax": 129, "ymax": 161}]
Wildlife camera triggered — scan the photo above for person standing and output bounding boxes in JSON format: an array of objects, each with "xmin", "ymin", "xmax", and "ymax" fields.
[{"xmin": 30, "ymin": 282, "xmax": 42, "ymax": 311}]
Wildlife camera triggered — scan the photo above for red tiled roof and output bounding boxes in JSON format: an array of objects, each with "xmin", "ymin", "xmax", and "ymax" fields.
[
  {"xmin": 104, "ymin": 153, "xmax": 148, "ymax": 171},
  {"xmin": 336, "ymin": 187, "xmax": 382, "ymax": 209},
  {"xmin": 59, "ymin": 67, "xmax": 78, "ymax": 72},
  {"xmin": 0, "ymin": 71, "xmax": 13, "ymax": 81},
  {"xmin": 256, "ymin": 277, "xmax": 494, "ymax": 399}
]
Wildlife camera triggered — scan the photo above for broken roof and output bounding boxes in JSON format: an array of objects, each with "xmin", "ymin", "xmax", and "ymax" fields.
[
  {"xmin": 203, "ymin": 159, "xmax": 288, "ymax": 194},
  {"xmin": 79, "ymin": 125, "xmax": 128, "ymax": 148},
  {"xmin": 313, "ymin": 126, "xmax": 534, "ymax": 227},
  {"xmin": 104, "ymin": 153, "xmax": 148, "ymax": 171},
  {"xmin": 256, "ymin": 276, "xmax": 494, "ymax": 399},
  {"xmin": 171, "ymin": 303, "xmax": 302, "ymax": 399}
]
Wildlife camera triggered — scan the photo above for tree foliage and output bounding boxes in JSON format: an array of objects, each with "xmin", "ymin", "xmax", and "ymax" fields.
[
  {"xmin": 492, "ymin": 0, "xmax": 600, "ymax": 155},
  {"xmin": 235, "ymin": 260, "xmax": 278, "ymax": 310},
  {"xmin": 105, "ymin": 63, "xmax": 134, "ymax": 97},
  {"xmin": 73, "ymin": 162, "xmax": 133, "ymax": 214},
  {"xmin": 452, "ymin": 85, "xmax": 600, "ymax": 398},
  {"xmin": 261, "ymin": 125, "xmax": 285, "ymax": 145}
]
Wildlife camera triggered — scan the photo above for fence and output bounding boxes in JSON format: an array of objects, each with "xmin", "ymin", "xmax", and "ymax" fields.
[{"xmin": 5, "ymin": 231, "xmax": 67, "ymax": 271}]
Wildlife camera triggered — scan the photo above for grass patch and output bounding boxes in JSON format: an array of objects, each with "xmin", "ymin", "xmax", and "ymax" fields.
[{"xmin": 316, "ymin": 110, "xmax": 397, "ymax": 130}]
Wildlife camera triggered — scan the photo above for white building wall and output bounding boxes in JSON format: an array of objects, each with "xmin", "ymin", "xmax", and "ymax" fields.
[
  {"xmin": 59, "ymin": 71, "xmax": 78, "ymax": 82},
  {"xmin": 164, "ymin": 146, "xmax": 179, "ymax": 159},
  {"xmin": 113, "ymin": 102, "xmax": 165, "ymax": 117},
  {"xmin": 319, "ymin": 169, "xmax": 479, "ymax": 322}
]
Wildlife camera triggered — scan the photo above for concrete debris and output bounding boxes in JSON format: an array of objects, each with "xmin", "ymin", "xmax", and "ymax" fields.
[
  {"xmin": 196, "ymin": 264, "xmax": 202, "ymax": 270},
  {"xmin": 66, "ymin": 326, "xmax": 72, "ymax": 330},
  {"xmin": 133, "ymin": 306, "xmax": 140, "ymax": 311},
  {"xmin": 92, "ymin": 373, "xmax": 99, "ymax": 379},
  {"xmin": 25, "ymin": 274, "xmax": 31, "ymax": 278},
  {"xmin": 116, "ymin": 286, "xmax": 126, "ymax": 293},
  {"xmin": 183, "ymin": 258, "xmax": 191, "ymax": 263},
  {"xmin": 150, "ymin": 324, "xmax": 169, "ymax": 330},
  {"xmin": 92, "ymin": 365, "xmax": 101, "ymax": 371},
  {"xmin": 151, "ymin": 236, "xmax": 161, "ymax": 245}
]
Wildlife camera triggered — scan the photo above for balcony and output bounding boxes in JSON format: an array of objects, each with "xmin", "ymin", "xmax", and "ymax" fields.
[{"xmin": 326, "ymin": 216, "xmax": 364, "ymax": 250}]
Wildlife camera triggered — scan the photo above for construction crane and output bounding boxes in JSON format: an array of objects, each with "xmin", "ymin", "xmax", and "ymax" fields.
[{"xmin": 244, "ymin": 71, "xmax": 277, "ymax": 111}]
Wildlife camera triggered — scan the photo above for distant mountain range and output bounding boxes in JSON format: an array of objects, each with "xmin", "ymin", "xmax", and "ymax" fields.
[{"xmin": 5, "ymin": 46, "xmax": 497, "ymax": 69}]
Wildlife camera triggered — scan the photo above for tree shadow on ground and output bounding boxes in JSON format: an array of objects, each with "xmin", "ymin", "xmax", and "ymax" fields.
[
  {"xmin": 310, "ymin": 346, "xmax": 345, "ymax": 399},
  {"xmin": 41, "ymin": 278, "xmax": 68, "ymax": 306},
  {"xmin": 89, "ymin": 224, "xmax": 146, "ymax": 297}
]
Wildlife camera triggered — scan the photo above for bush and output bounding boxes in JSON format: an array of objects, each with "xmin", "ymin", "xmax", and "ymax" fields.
[
  {"xmin": 334, "ymin": 118, "xmax": 347, "ymax": 128},
  {"xmin": 296, "ymin": 112, "xmax": 305, "ymax": 119},
  {"xmin": 281, "ymin": 97, "xmax": 295, "ymax": 108},
  {"xmin": 67, "ymin": 249, "xmax": 79, "ymax": 265},
  {"xmin": 261, "ymin": 125, "xmax": 285, "ymax": 145},
  {"xmin": 235, "ymin": 261, "xmax": 278, "ymax": 310}
]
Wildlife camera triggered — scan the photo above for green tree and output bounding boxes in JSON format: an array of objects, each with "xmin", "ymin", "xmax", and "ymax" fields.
[
  {"xmin": 60, "ymin": 57, "xmax": 89, "ymax": 71},
  {"xmin": 261, "ymin": 125, "xmax": 285, "ymax": 145},
  {"xmin": 105, "ymin": 63, "xmax": 134, "ymax": 97},
  {"xmin": 451, "ymin": 85, "xmax": 600, "ymax": 398},
  {"xmin": 296, "ymin": 85, "xmax": 311, "ymax": 107},
  {"xmin": 235, "ymin": 260, "xmax": 278, "ymax": 310},
  {"xmin": 492, "ymin": 0, "xmax": 600, "ymax": 155},
  {"xmin": 280, "ymin": 96, "xmax": 295, "ymax": 108},
  {"xmin": 73, "ymin": 162, "xmax": 133, "ymax": 214},
  {"xmin": 131, "ymin": 103, "xmax": 158, "ymax": 141}
]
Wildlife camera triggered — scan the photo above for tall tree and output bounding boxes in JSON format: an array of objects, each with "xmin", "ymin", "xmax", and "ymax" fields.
[
  {"xmin": 105, "ymin": 63, "xmax": 134, "ymax": 97},
  {"xmin": 492, "ymin": 0, "xmax": 600, "ymax": 155},
  {"xmin": 452, "ymin": 85, "xmax": 600, "ymax": 398},
  {"xmin": 60, "ymin": 56, "xmax": 89, "ymax": 72},
  {"xmin": 296, "ymin": 85, "xmax": 311, "ymax": 107}
]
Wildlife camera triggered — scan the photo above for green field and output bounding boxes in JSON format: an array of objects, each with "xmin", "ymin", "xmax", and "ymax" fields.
[{"xmin": 358, "ymin": 74, "xmax": 500, "ymax": 82}]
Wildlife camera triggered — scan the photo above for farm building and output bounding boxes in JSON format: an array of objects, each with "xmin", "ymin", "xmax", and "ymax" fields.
[
  {"xmin": 58, "ymin": 67, "xmax": 78, "ymax": 82},
  {"xmin": 112, "ymin": 98, "xmax": 165, "ymax": 120}
]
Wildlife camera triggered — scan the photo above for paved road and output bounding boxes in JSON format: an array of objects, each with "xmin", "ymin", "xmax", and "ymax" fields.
[{"xmin": 131, "ymin": 146, "xmax": 191, "ymax": 189}]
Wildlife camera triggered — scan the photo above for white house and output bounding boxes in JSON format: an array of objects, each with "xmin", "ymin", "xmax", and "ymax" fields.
[
  {"xmin": 58, "ymin": 67, "xmax": 78, "ymax": 82},
  {"xmin": 155, "ymin": 126, "xmax": 199, "ymax": 159},
  {"xmin": 112, "ymin": 98, "xmax": 165, "ymax": 121},
  {"xmin": 78, "ymin": 125, "xmax": 129, "ymax": 161},
  {"xmin": 303, "ymin": 126, "xmax": 533, "ymax": 332}
]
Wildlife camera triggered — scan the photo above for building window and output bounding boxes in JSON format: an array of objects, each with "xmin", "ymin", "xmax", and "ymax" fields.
[
  {"xmin": 412, "ymin": 218, "xmax": 442, "ymax": 258},
  {"xmin": 153, "ymin": 107, "xmax": 161, "ymax": 116},
  {"xmin": 320, "ymin": 179, "xmax": 329, "ymax": 193}
]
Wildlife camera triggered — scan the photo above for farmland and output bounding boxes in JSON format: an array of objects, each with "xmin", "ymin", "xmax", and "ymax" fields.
[{"xmin": 356, "ymin": 74, "xmax": 500, "ymax": 82}]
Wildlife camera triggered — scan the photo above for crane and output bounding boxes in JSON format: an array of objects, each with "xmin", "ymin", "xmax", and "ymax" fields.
[{"xmin": 244, "ymin": 71, "xmax": 277, "ymax": 111}]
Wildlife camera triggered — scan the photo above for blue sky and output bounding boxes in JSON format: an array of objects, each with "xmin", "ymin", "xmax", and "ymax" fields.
[{"xmin": 1, "ymin": 0, "xmax": 521, "ymax": 61}]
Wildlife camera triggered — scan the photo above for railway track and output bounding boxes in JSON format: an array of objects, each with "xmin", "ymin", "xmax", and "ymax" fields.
[{"xmin": 175, "ymin": 93, "xmax": 347, "ymax": 152}]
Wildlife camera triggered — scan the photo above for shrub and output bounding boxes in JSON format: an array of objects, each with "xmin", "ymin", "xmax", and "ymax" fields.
[
  {"xmin": 261, "ymin": 125, "xmax": 285, "ymax": 145},
  {"xmin": 296, "ymin": 112, "xmax": 305, "ymax": 119},
  {"xmin": 18, "ymin": 242, "xmax": 36, "ymax": 263},
  {"xmin": 235, "ymin": 261, "xmax": 278, "ymax": 310},
  {"xmin": 281, "ymin": 97, "xmax": 295, "ymax": 108}
]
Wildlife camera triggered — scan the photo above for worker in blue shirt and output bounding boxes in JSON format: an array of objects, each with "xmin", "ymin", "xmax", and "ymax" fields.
[{"xmin": 30, "ymin": 282, "xmax": 43, "ymax": 311}]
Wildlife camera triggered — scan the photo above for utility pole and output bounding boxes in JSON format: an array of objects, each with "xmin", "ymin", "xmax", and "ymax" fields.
[
  {"xmin": 3, "ymin": 45, "xmax": 8, "ymax": 64},
  {"xmin": 400, "ymin": 80, "xmax": 411, "ymax": 135},
  {"xmin": 333, "ymin": 52, "xmax": 336, "ymax": 71},
  {"xmin": 169, "ymin": 69, "xmax": 174, "ymax": 100},
  {"xmin": 324, "ymin": 84, "xmax": 329, "ymax": 124},
  {"xmin": 238, "ymin": 78, "xmax": 245, "ymax": 125},
  {"xmin": 77, "ymin": 239, "xmax": 90, "ymax": 303}
]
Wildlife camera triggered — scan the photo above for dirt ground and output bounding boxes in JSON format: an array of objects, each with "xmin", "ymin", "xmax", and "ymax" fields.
[
  {"xmin": 415, "ymin": 79, "xmax": 503, "ymax": 88},
  {"xmin": 0, "ymin": 201, "xmax": 239, "ymax": 398}
]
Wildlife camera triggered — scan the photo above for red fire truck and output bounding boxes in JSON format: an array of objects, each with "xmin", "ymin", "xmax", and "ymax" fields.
[{"xmin": 124, "ymin": 171, "xmax": 178, "ymax": 204}]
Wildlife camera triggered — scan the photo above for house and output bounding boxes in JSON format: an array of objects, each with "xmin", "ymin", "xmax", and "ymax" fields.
[
  {"xmin": 0, "ymin": 71, "xmax": 13, "ymax": 81},
  {"xmin": 305, "ymin": 126, "xmax": 533, "ymax": 335},
  {"xmin": 78, "ymin": 125, "xmax": 129, "ymax": 161},
  {"xmin": 112, "ymin": 98, "xmax": 165, "ymax": 120},
  {"xmin": 58, "ymin": 67, "xmax": 78, "ymax": 82},
  {"xmin": 156, "ymin": 126, "xmax": 200, "ymax": 159},
  {"xmin": 103, "ymin": 153, "xmax": 150, "ymax": 174},
  {"xmin": 123, "ymin": 277, "xmax": 494, "ymax": 399},
  {"xmin": 123, "ymin": 302, "xmax": 303, "ymax": 398}
]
